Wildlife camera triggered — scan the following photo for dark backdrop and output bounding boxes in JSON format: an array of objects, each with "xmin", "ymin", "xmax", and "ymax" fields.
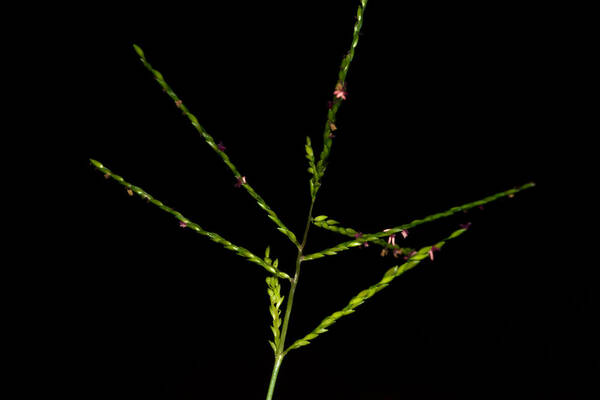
[{"xmin": 62, "ymin": 1, "xmax": 595, "ymax": 399}]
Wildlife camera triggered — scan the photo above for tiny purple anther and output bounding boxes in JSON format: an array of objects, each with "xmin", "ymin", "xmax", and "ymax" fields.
[
  {"xmin": 460, "ymin": 222, "xmax": 472, "ymax": 230},
  {"xmin": 354, "ymin": 232, "xmax": 369, "ymax": 248},
  {"xmin": 235, "ymin": 176, "xmax": 247, "ymax": 188},
  {"xmin": 327, "ymin": 100, "xmax": 333, "ymax": 109},
  {"xmin": 404, "ymin": 250, "xmax": 417, "ymax": 260},
  {"xmin": 429, "ymin": 246, "xmax": 440, "ymax": 261},
  {"xmin": 179, "ymin": 221, "xmax": 187, "ymax": 228},
  {"xmin": 217, "ymin": 141, "xmax": 226, "ymax": 152},
  {"xmin": 401, "ymin": 229, "xmax": 409, "ymax": 239}
]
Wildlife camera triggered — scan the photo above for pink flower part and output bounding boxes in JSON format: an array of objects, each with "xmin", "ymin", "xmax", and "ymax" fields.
[
  {"xmin": 334, "ymin": 82, "xmax": 347, "ymax": 100},
  {"xmin": 459, "ymin": 222, "xmax": 472, "ymax": 230},
  {"xmin": 234, "ymin": 176, "xmax": 247, "ymax": 188},
  {"xmin": 388, "ymin": 234, "xmax": 396, "ymax": 246},
  {"xmin": 383, "ymin": 229, "xmax": 396, "ymax": 246},
  {"xmin": 217, "ymin": 141, "xmax": 226, "ymax": 151},
  {"xmin": 333, "ymin": 89, "xmax": 347, "ymax": 100},
  {"xmin": 179, "ymin": 221, "xmax": 187, "ymax": 228},
  {"xmin": 429, "ymin": 246, "xmax": 440, "ymax": 261},
  {"xmin": 401, "ymin": 229, "xmax": 409, "ymax": 239},
  {"xmin": 404, "ymin": 250, "xmax": 417, "ymax": 260},
  {"xmin": 478, "ymin": 205, "xmax": 485, "ymax": 210},
  {"xmin": 393, "ymin": 248, "xmax": 403, "ymax": 258}
]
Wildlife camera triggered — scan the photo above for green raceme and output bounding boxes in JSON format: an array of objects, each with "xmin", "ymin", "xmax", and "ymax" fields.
[
  {"xmin": 303, "ymin": 182, "xmax": 534, "ymax": 261},
  {"xmin": 286, "ymin": 226, "xmax": 467, "ymax": 353},
  {"xmin": 133, "ymin": 44, "xmax": 300, "ymax": 248},
  {"xmin": 90, "ymin": 159, "xmax": 292, "ymax": 281}
]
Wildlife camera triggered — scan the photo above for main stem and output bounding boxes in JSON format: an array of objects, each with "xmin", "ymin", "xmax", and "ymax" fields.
[{"xmin": 266, "ymin": 199, "xmax": 315, "ymax": 400}]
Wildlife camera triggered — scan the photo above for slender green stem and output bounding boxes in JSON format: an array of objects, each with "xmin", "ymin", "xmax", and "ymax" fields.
[
  {"xmin": 266, "ymin": 2, "xmax": 366, "ymax": 397},
  {"xmin": 278, "ymin": 252, "xmax": 302, "ymax": 350},
  {"xmin": 300, "ymin": 200, "xmax": 316, "ymax": 250},
  {"xmin": 266, "ymin": 354, "xmax": 284, "ymax": 400},
  {"xmin": 277, "ymin": 199, "xmax": 315, "ymax": 353},
  {"xmin": 266, "ymin": 198, "xmax": 316, "ymax": 399}
]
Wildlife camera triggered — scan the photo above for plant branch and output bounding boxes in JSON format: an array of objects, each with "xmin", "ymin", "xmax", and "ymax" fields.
[
  {"xmin": 302, "ymin": 182, "xmax": 535, "ymax": 261},
  {"xmin": 276, "ymin": 197, "xmax": 315, "ymax": 352},
  {"xmin": 90, "ymin": 159, "xmax": 292, "ymax": 281},
  {"xmin": 285, "ymin": 226, "xmax": 468, "ymax": 354},
  {"xmin": 312, "ymin": 216, "xmax": 415, "ymax": 255},
  {"xmin": 265, "ymin": 195, "xmax": 315, "ymax": 399},
  {"xmin": 132, "ymin": 44, "xmax": 300, "ymax": 248},
  {"xmin": 314, "ymin": 0, "xmax": 369, "ymax": 196}
]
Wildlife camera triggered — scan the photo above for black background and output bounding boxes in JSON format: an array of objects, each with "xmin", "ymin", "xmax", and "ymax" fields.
[{"xmin": 44, "ymin": 1, "xmax": 596, "ymax": 399}]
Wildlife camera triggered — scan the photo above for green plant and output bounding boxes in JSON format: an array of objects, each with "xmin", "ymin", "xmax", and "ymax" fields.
[{"xmin": 90, "ymin": 1, "xmax": 534, "ymax": 398}]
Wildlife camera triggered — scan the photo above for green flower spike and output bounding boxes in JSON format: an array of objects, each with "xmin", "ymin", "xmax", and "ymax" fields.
[{"xmin": 90, "ymin": 159, "xmax": 291, "ymax": 282}]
